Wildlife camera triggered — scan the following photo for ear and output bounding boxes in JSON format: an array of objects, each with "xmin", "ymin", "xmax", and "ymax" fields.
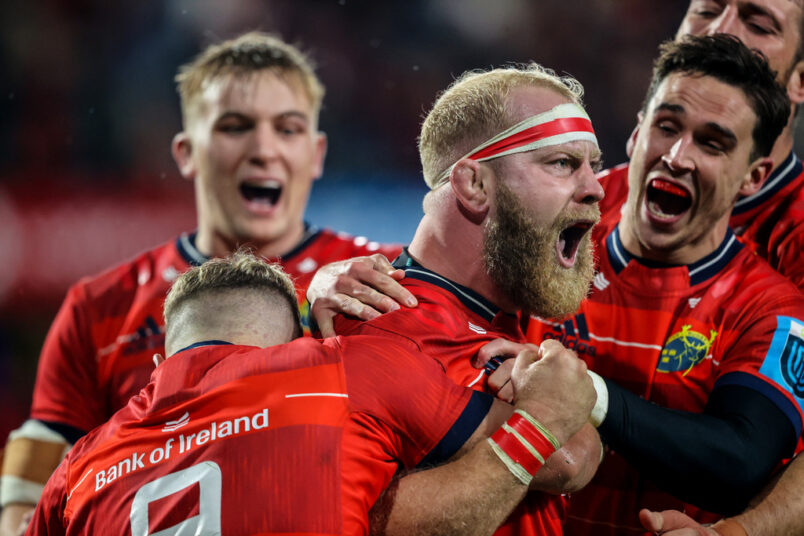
[
  {"xmin": 625, "ymin": 112, "xmax": 644, "ymax": 159},
  {"xmin": 172, "ymin": 132, "xmax": 196, "ymax": 181},
  {"xmin": 449, "ymin": 158, "xmax": 490, "ymax": 220},
  {"xmin": 739, "ymin": 156, "xmax": 774, "ymax": 197},
  {"xmin": 786, "ymin": 59, "xmax": 804, "ymax": 105},
  {"xmin": 311, "ymin": 132, "xmax": 328, "ymax": 181}
]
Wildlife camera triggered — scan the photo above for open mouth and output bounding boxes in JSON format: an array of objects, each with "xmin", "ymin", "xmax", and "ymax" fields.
[
  {"xmin": 557, "ymin": 221, "xmax": 593, "ymax": 267},
  {"xmin": 240, "ymin": 181, "xmax": 282, "ymax": 207},
  {"xmin": 646, "ymin": 178, "xmax": 691, "ymax": 219}
]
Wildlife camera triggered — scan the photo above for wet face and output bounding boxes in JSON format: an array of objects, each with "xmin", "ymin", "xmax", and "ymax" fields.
[
  {"xmin": 176, "ymin": 71, "xmax": 326, "ymax": 256},
  {"xmin": 621, "ymin": 73, "xmax": 761, "ymax": 263},
  {"xmin": 677, "ymin": 0, "xmax": 804, "ymax": 85},
  {"xmin": 481, "ymin": 85, "xmax": 603, "ymax": 317}
]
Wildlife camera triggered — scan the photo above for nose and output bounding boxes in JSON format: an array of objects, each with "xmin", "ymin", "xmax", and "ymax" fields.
[
  {"xmin": 661, "ymin": 136, "xmax": 695, "ymax": 174},
  {"xmin": 249, "ymin": 122, "xmax": 279, "ymax": 165},
  {"xmin": 576, "ymin": 162, "xmax": 605, "ymax": 204}
]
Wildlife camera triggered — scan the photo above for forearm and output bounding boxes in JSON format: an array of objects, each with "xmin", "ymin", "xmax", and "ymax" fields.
[
  {"xmin": 733, "ymin": 454, "xmax": 804, "ymax": 536},
  {"xmin": 531, "ymin": 423, "xmax": 601, "ymax": 494},
  {"xmin": 599, "ymin": 381, "xmax": 794, "ymax": 514},
  {"xmin": 370, "ymin": 439, "xmax": 528, "ymax": 536},
  {"xmin": 0, "ymin": 505, "xmax": 35, "ymax": 536}
]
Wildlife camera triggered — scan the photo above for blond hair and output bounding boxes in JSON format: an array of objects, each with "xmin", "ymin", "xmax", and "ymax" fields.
[
  {"xmin": 418, "ymin": 63, "xmax": 585, "ymax": 189},
  {"xmin": 175, "ymin": 31, "xmax": 325, "ymax": 127},
  {"xmin": 164, "ymin": 251, "xmax": 301, "ymax": 336}
]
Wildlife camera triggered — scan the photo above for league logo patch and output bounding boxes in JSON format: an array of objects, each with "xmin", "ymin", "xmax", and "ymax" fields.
[
  {"xmin": 658, "ymin": 325, "xmax": 717, "ymax": 375},
  {"xmin": 780, "ymin": 320, "xmax": 804, "ymax": 398}
]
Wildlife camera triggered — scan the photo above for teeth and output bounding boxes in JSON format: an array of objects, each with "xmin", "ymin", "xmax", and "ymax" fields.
[
  {"xmin": 244, "ymin": 180, "xmax": 281, "ymax": 190},
  {"xmin": 648, "ymin": 200, "xmax": 674, "ymax": 218}
]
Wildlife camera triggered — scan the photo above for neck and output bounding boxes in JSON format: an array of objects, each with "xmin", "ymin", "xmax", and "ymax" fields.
[
  {"xmin": 768, "ymin": 118, "xmax": 795, "ymax": 169},
  {"xmin": 408, "ymin": 213, "xmax": 515, "ymax": 313},
  {"xmin": 617, "ymin": 216, "xmax": 730, "ymax": 265},
  {"xmin": 194, "ymin": 221, "xmax": 307, "ymax": 259}
]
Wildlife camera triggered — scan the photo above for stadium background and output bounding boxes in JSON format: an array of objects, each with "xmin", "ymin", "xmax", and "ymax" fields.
[{"xmin": 2, "ymin": 0, "xmax": 802, "ymax": 441}]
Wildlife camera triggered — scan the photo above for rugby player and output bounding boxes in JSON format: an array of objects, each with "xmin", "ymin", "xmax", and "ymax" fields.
[
  {"xmin": 314, "ymin": 62, "xmax": 608, "ymax": 535},
  {"xmin": 0, "ymin": 32, "xmax": 404, "ymax": 535},
  {"xmin": 524, "ymin": 35, "xmax": 804, "ymax": 534},
  {"xmin": 26, "ymin": 253, "xmax": 596, "ymax": 535}
]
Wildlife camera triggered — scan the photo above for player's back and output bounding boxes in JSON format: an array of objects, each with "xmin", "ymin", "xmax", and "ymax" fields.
[
  {"xmin": 333, "ymin": 252, "xmax": 567, "ymax": 536},
  {"xmin": 30, "ymin": 335, "xmax": 474, "ymax": 535}
]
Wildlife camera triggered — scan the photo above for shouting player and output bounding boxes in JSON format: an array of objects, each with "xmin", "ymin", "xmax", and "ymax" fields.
[
  {"xmin": 524, "ymin": 35, "xmax": 804, "ymax": 535},
  {"xmin": 310, "ymin": 62, "xmax": 608, "ymax": 535},
  {"xmin": 0, "ymin": 32, "xmax": 403, "ymax": 535},
  {"xmin": 25, "ymin": 252, "xmax": 596, "ymax": 535}
]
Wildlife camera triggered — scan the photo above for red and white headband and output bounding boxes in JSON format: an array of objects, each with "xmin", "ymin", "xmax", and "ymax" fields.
[{"xmin": 431, "ymin": 102, "xmax": 598, "ymax": 188}]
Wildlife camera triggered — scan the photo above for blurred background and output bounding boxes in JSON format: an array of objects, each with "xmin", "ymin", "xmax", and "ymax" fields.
[{"xmin": 3, "ymin": 0, "xmax": 796, "ymax": 439}]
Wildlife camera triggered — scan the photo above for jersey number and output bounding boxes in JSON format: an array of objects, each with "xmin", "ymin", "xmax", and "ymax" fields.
[{"xmin": 130, "ymin": 461, "xmax": 222, "ymax": 535}]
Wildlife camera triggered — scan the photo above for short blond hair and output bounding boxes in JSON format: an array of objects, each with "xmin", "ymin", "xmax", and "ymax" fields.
[
  {"xmin": 164, "ymin": 251, "xmax": 301, "ymax": 335},
  {"xmin": 418, "ymin": 63, "xmax": 585, "ymax": 189},
  {"xmin": 175, "ymin": 31, "xmax": 325, "ymax": 127}
]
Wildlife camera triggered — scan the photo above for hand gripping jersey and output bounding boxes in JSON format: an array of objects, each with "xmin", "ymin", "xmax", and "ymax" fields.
[
  {"xmin": 29, "ymin": 226, "xmax": 401, "ymax": 439},
  {"xmin": 597, "ymin": 154, "xmax": 804, "ymax": 290},
  {"xmin": 334, "ymin": 251, "xmax": 568, "ymax": 536},
  {"xmin": 28, "ymin": 335, "xmax": 488, "ymax": 535},
  {"xmin": 528, "ymin": 204, "xmax": 804, "ymax": 535}
]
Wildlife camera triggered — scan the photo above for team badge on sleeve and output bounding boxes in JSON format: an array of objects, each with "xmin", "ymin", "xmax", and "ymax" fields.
[{"xmin": 762, "ymin": 317, "xmax": 804, "ymax": 401}]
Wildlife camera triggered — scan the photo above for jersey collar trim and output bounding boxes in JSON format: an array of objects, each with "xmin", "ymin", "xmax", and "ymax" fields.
[
  {"xmin": 176, "ymin": 232, "xmax": 209, "ymax": 266},
  {"xmin": 175, "ymin": 223, "xmax": 321, "ymax": 266},
  {"xmin": 392, "ymin": 249, "xmax": 500, "ymax": 322},
  {"xmin": 174, "ymin": 340, "xmax": 233, "ymax": 355},
  {"xmin": 607, "ymin": 226, "xmax": 743, "ymax": 286},
  {"xmin": 732, "ymin": 151, "xmax": 802, "ymax": 214},
  {"xmin": 279, "ymin": 222, "xmax": 321, "ymax": 261}
]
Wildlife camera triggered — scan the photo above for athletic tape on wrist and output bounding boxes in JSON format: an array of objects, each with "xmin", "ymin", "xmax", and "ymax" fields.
[
  {"xmin": 488, "ymin": 409, "xmax": 560, "ymax": 486},
  {"xmin": 587, "ymin": 370, "xmax": 608, "ymax": 427},
  {"xmin": 432, "ymin": 102, "xmax": 598, "ymax": 189}
]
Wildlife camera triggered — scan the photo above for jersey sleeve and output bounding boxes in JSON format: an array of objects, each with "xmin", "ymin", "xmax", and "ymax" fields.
[
  {"xmin": 772, "ymin": 219, "xmax": 804, "ymax": 291},
  {"xmin": 30, "ymin": 282, "xmax": 104, "ymax": 436},
  {"xmin": 715, "ymin": 297, "xmax": 804, "ymax": 440},
  {"xmin": 339, "ymin": 335, "xmax": 490, "ymax": 468},
  {"xmin": 25, "ymin": 459, "xmax": 69, "ymax": 536}
]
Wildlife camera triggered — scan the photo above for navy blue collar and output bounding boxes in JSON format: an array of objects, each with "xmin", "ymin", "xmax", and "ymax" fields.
[
  {"xmin": 607, "ymin": 226, "xmax": 743, "ymax": 286},
  {"xmin": 176, "ymin": 223, "xmax": 321, "ymax": 266},
  {"xmin": 392, "ymin": 249, "xmax": 500, "ymax": 322},
  {"xmin": 174, "ymin": 340, "xmax": 233, "ymax": 355},
  {"xmin": 733, "ymin": 151, "xmax": 801, "ymax": 215}
]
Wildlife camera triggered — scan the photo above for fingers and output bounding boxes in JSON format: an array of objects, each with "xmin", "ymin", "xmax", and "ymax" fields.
[
  {"xmin": 152, "ymin": 353, "xmax": 165, "ymax": 368},
  {"xmin": 310, "ymin": 296, "xmax": 382, "ymax": 335},
  {"xmin": 472, "ymin": 338, "xmax": 538, "ymax": 368},
  {"xmin": 487, "ymin": 359, "xmax": 515, "ymax": 402},
  {"xmin": 638, "ymin": 509, "xmax": 711, "ymax": 535},
  {"xmin": 316, "ymin": 312, "xmax": 336, "ymax": 338},
  {"xmin": 639, "ymin": 509, "xmax": 664, "ymax": 532}
]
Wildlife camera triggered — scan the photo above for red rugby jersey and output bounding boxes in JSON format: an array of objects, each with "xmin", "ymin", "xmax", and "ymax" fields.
[
  {"xmin": 28, "ymin": 335, "xmax": 483, "ymax": 535},
  {"xmin": 334, "ymin": 251, "xmax": 568, "ymax": 536},
  {"xmin": 597, "ymin": 154, "xmax": 804, "ymax": 290},
  {"xmin": 30, "ymin": 227, "xmax": 402, "ymax": 437},
  {"xmin": 528, "ymin": 206, "xmax": 804, "ymax": 535}
]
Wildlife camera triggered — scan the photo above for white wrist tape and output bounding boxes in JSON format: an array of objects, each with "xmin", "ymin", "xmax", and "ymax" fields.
[
  {"xmin": 587, "ymin": 370, "xmax": 609, "ymax": 427},
  {"xmin": 1, "ymin": 420, "xmax": 72, "ymax": 506}
]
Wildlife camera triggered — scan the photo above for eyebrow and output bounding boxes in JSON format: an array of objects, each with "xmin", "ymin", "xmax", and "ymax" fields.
[
  {"xmin": 655, "ymin": 102, "xmax": 686, "ymax": 115},
  {"xmin": 215, "ymin": 110, "xmax": 310, "ymax": 123},
  {"xmin": 702, "ymin": 122, "xmax": 738, "ymax": 145},
  {"xmin": 741, "ymin": 2, "xmax": 783, "ymax": 32},
  {"xmin": 655, "ymin": 102, "xmax": 738, "ymax": 145}
]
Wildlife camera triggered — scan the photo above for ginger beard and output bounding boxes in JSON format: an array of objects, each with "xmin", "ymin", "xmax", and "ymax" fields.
[{"xmin": 483, "ymin": 182, "xmax": 598, "ymax": 319}]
